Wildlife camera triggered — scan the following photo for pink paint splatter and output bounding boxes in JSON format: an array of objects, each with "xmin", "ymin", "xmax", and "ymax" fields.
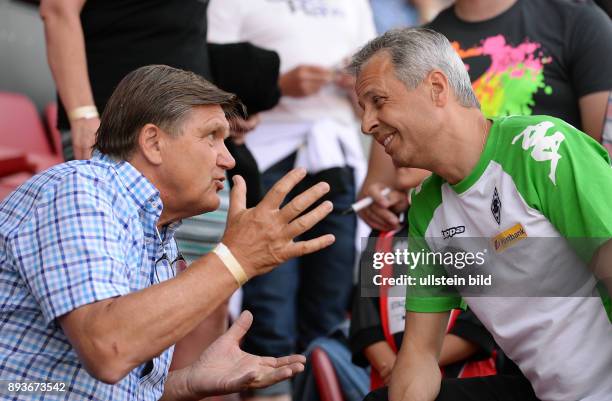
[{"xmin": 481, "ymin": 35, "xmax": 543, "ymax": 74}]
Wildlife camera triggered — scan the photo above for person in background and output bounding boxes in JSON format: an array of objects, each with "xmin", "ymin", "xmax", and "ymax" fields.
[
  {"xmin": 370, "ymin": 0, "xmax": 452, "ymax": 34},
  {"xmin": 292, "ymin": 317, "xmax": 370, "ymax": 401},
  {"xmin": 594, "ymin": 0, "xmax": 612, "ymax": 17},
  {"xmin": 603, "ymin": 93, "xmax": 612, "ymax": 155},
  {"xmin": 207, "ymin": 1, "xmax": 377, "ymax": 400},
  {"xmin": 598, "ymin": 0, "xmax": 612, "ymax": 155},
  {"xmin": 41, "ymin": 0, "xmax": 216, "ymax": 161},
  {"xmin": 370, "ymin": 0, "xmax": 420, "ymax": 33}
]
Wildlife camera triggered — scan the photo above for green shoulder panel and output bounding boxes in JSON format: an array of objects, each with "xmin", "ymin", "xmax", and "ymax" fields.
[
  {"xmin": 492, "ymin": 115, "xmax": 612, "ymax": 320},
  {"xmin": 408, "ymin": 174, "xmax": 444, "ymax": 237},
  {"xmin": 492, "ymin": 115, "xmax": 612, "ymax": 243},
  {"xmin": 407, "ymin": 175, "xmax": 465, "ymax": 312}
]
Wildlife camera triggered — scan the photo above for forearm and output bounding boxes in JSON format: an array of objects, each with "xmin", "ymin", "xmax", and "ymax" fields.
[
  {"xmin": 64, "ymin": 253, "xmax": 239, "ymax": 381},
  {"xmin": 41, "ymin": 2, "xmax": 95, "ymax": 113},
  {"xmin": 170, "ymin": 301, "xmax": 229, "ymax": 371},
  {"xmin": 389, "ymin": 312, "xmax": 448, "ymax": 401},
  {"xmin": 364, "ymin": 340, "xmax": 397, "ymax": 374},
  {"xmin": 438, "ymin": 334, "xmax": 479, "ymax": 367},
  {"xmin": 579, "ymin": 90, "xmax": 610, "ymax": 142},
  {"xmin": 103, "ymin": 255, "xmax": 237, "ymax": 366}
]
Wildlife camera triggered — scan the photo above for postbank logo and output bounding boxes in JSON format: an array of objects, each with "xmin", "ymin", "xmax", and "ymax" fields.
[{"xmin": 492, "ymin": 223, "xmax": 527, "ymax": 252}]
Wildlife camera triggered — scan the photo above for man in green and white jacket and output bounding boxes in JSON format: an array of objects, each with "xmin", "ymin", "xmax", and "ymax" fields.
[{"xmin": 351, "ymin": 28, "xmax": 612, "ymax": 401}]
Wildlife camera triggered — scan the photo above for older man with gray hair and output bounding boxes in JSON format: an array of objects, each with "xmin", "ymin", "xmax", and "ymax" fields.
[
  {"xmin": 351, "ymin": 28, "xmax": 612, "ymax": 401},
  {"xmin": 0, "ymin": 64, "xmax": 336, "ymax": 400}
]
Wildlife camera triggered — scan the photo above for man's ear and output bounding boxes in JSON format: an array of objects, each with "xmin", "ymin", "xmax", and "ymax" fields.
[
  {"xmin": 427, "ymin": 69, "xmax": 449, "ymax": 107},
  {"xmin": 136, "ymin": 124, "xmax": 164, "ymax": 165}
]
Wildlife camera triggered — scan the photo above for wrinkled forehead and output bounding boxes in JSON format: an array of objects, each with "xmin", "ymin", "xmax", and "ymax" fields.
[
  {"xmin": 183, "ymin": 104, "xmax": 230, "ymax": 135},
  {"xmin": 356, "ymin": 52, "xmax": 396, "ymax": 96}
]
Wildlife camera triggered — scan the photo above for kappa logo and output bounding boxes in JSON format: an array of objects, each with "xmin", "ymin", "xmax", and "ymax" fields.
[
  {"xmin": 442, "ymin": 225, "xmax": 465, "ymax": 239},
  {"xmin": 511, "ymin": 121, "xmax": 565, "ymax": 185},
  {"xmin": 491, "ymin": 187, "xmax": 501, "ymax": 225}
]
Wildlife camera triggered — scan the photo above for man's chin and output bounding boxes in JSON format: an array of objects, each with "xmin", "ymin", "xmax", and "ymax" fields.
[
  {"xmin": 200, "ymin": 194, "xmax": 221, "ymax": 214},
  {"xmin": 391, "ymin": 156, "xmax": 406, "ymax": 169},
  {"xmin": 187, "ymin": 194, "xmax": 221, "ymax": 217}
]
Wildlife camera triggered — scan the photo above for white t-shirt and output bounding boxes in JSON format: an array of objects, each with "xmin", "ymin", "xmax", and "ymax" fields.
[{"xmin": 207, "ymin": 0, "xmax": 376, "ymax": 171}]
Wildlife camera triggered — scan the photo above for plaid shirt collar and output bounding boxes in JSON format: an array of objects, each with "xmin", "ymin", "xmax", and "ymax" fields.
[
  {"xmin": 93, "ymin": 151, "xmax": 161, "ymax": 214},
  {"xmin": 92, "ymin": 152, "xmax": 182, "ymax": 242},
  {"xmin": 0, "ymin": 151, "xmax": 182, "ymax": 399}
]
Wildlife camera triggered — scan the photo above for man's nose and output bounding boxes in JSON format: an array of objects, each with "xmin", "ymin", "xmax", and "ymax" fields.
[
  {"xmin": 361, "ymin": 108, "xmax": 379, "ymax": 136},
  {"xmin": 217, "ymin": 140, "xmax": 236, "ymax": 170}
]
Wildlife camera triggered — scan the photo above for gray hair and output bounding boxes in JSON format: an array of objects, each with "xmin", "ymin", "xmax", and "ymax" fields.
[{"xmin": 350, "ymin": 28, "xmax": 479, "ymax": 109}]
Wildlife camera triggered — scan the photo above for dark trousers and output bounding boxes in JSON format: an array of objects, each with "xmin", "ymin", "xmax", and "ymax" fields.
[
  {"xmin": 364, "ymin": 375, "xmax": 540, "ymax": 401},
  {"xmin": 241, "ymin": 153, "xmax": 357, "ymax": 395}
]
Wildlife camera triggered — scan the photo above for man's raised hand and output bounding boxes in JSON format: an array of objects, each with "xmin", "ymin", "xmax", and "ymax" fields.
[{"xmin": 222, "ymin": 170, "xmax": 335, "ymax": 278}]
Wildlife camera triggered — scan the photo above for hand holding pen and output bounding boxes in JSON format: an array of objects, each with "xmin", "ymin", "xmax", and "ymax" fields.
[
  {"xmin": 350, "ymin": 184, "xmax": 409, "ymax": 232},
  {"xmin": 341, "ymin": 187, "xmax": 392, "ymax": 215}
]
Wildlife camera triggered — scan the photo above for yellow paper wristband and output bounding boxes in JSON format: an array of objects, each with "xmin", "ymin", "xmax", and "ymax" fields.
[
  {"xmin": 68, "ymin": 105, "xmax": 99, "ymax": 121},
  {"xmin": 213, "ymin": 243, "xmax": 248, "ymax": 286}
]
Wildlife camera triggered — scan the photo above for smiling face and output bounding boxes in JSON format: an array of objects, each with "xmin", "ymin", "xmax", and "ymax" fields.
[
  {"xmin": 158, "ymin": 105, "xmax": 235, "ymax": 218},
  {"xmin": 356, "ymin": 51, "xmax": 442, "ymax": 169}
]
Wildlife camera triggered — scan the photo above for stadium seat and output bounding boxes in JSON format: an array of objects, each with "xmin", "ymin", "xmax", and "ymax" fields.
[
  {"xmin": 0, "ymin": 92, "xmax": 63, "ymax": 201},
  {"xmin": 311, "ymin": 347, "xmax": 345, "ymax": 401},
  {"xmin": 0, "ymin": 148, "xmax": 33, "ymax": 178},
  {"xmin": 0, "ymin": 92, "xmax": 54, "ymax": 155}
]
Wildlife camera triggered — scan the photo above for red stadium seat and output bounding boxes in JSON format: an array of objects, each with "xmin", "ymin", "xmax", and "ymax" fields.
[
  {"xmin": 0, "ymin": 92, "xmax": 63, "ymax": 201},
  {"xmin": 311, "ymin": 347, "xmax": 345, "ymax": 401},
  {"xmin": 0, "ymin": 92, "xmax": 54, "ymax": 155},
  {"xmin": 0, "ymin": 148, "xmax": 33, "ymax": 178},
  {"xmin": 0, "ymin": 183, "xmax": 16, "ymax": 203}
]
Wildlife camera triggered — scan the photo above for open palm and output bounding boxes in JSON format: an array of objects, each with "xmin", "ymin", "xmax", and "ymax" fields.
[{"xmin": 185, "ymin": 311, "xmax": 305, "ymax": 396}]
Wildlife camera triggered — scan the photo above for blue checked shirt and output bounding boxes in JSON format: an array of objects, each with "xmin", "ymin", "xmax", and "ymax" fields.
[{"xmin": 0, "ymin": 152, "xmax": 181, "ymax": 400}]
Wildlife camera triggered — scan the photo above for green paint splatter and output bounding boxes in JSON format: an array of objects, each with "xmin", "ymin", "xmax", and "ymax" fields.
[{"xmin": 475, "ymin": 64, "xmax": 550, "ymax": 118}]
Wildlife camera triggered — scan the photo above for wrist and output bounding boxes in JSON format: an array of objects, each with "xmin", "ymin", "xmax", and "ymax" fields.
[
  {"xmin": 212, "ymin": 243, "xmax": 249, "ymax": 286},
  {"xmin": 365, "ymin": 341, "xmax": 396, "ymax": 371},
  {"xmin": 68, "ymin": 105, "xmax": 99, "ymax": 122},
  {"xmin": 374, "ymin": 354, "xmax": 396, "ymax": 374},
  {"xmin": 162, "ymin": 368, "xmax": 200, "ymax": 401},
  {"xmin": 278, "ymin": 75, "xmax": 290, "ymax": 97}
]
